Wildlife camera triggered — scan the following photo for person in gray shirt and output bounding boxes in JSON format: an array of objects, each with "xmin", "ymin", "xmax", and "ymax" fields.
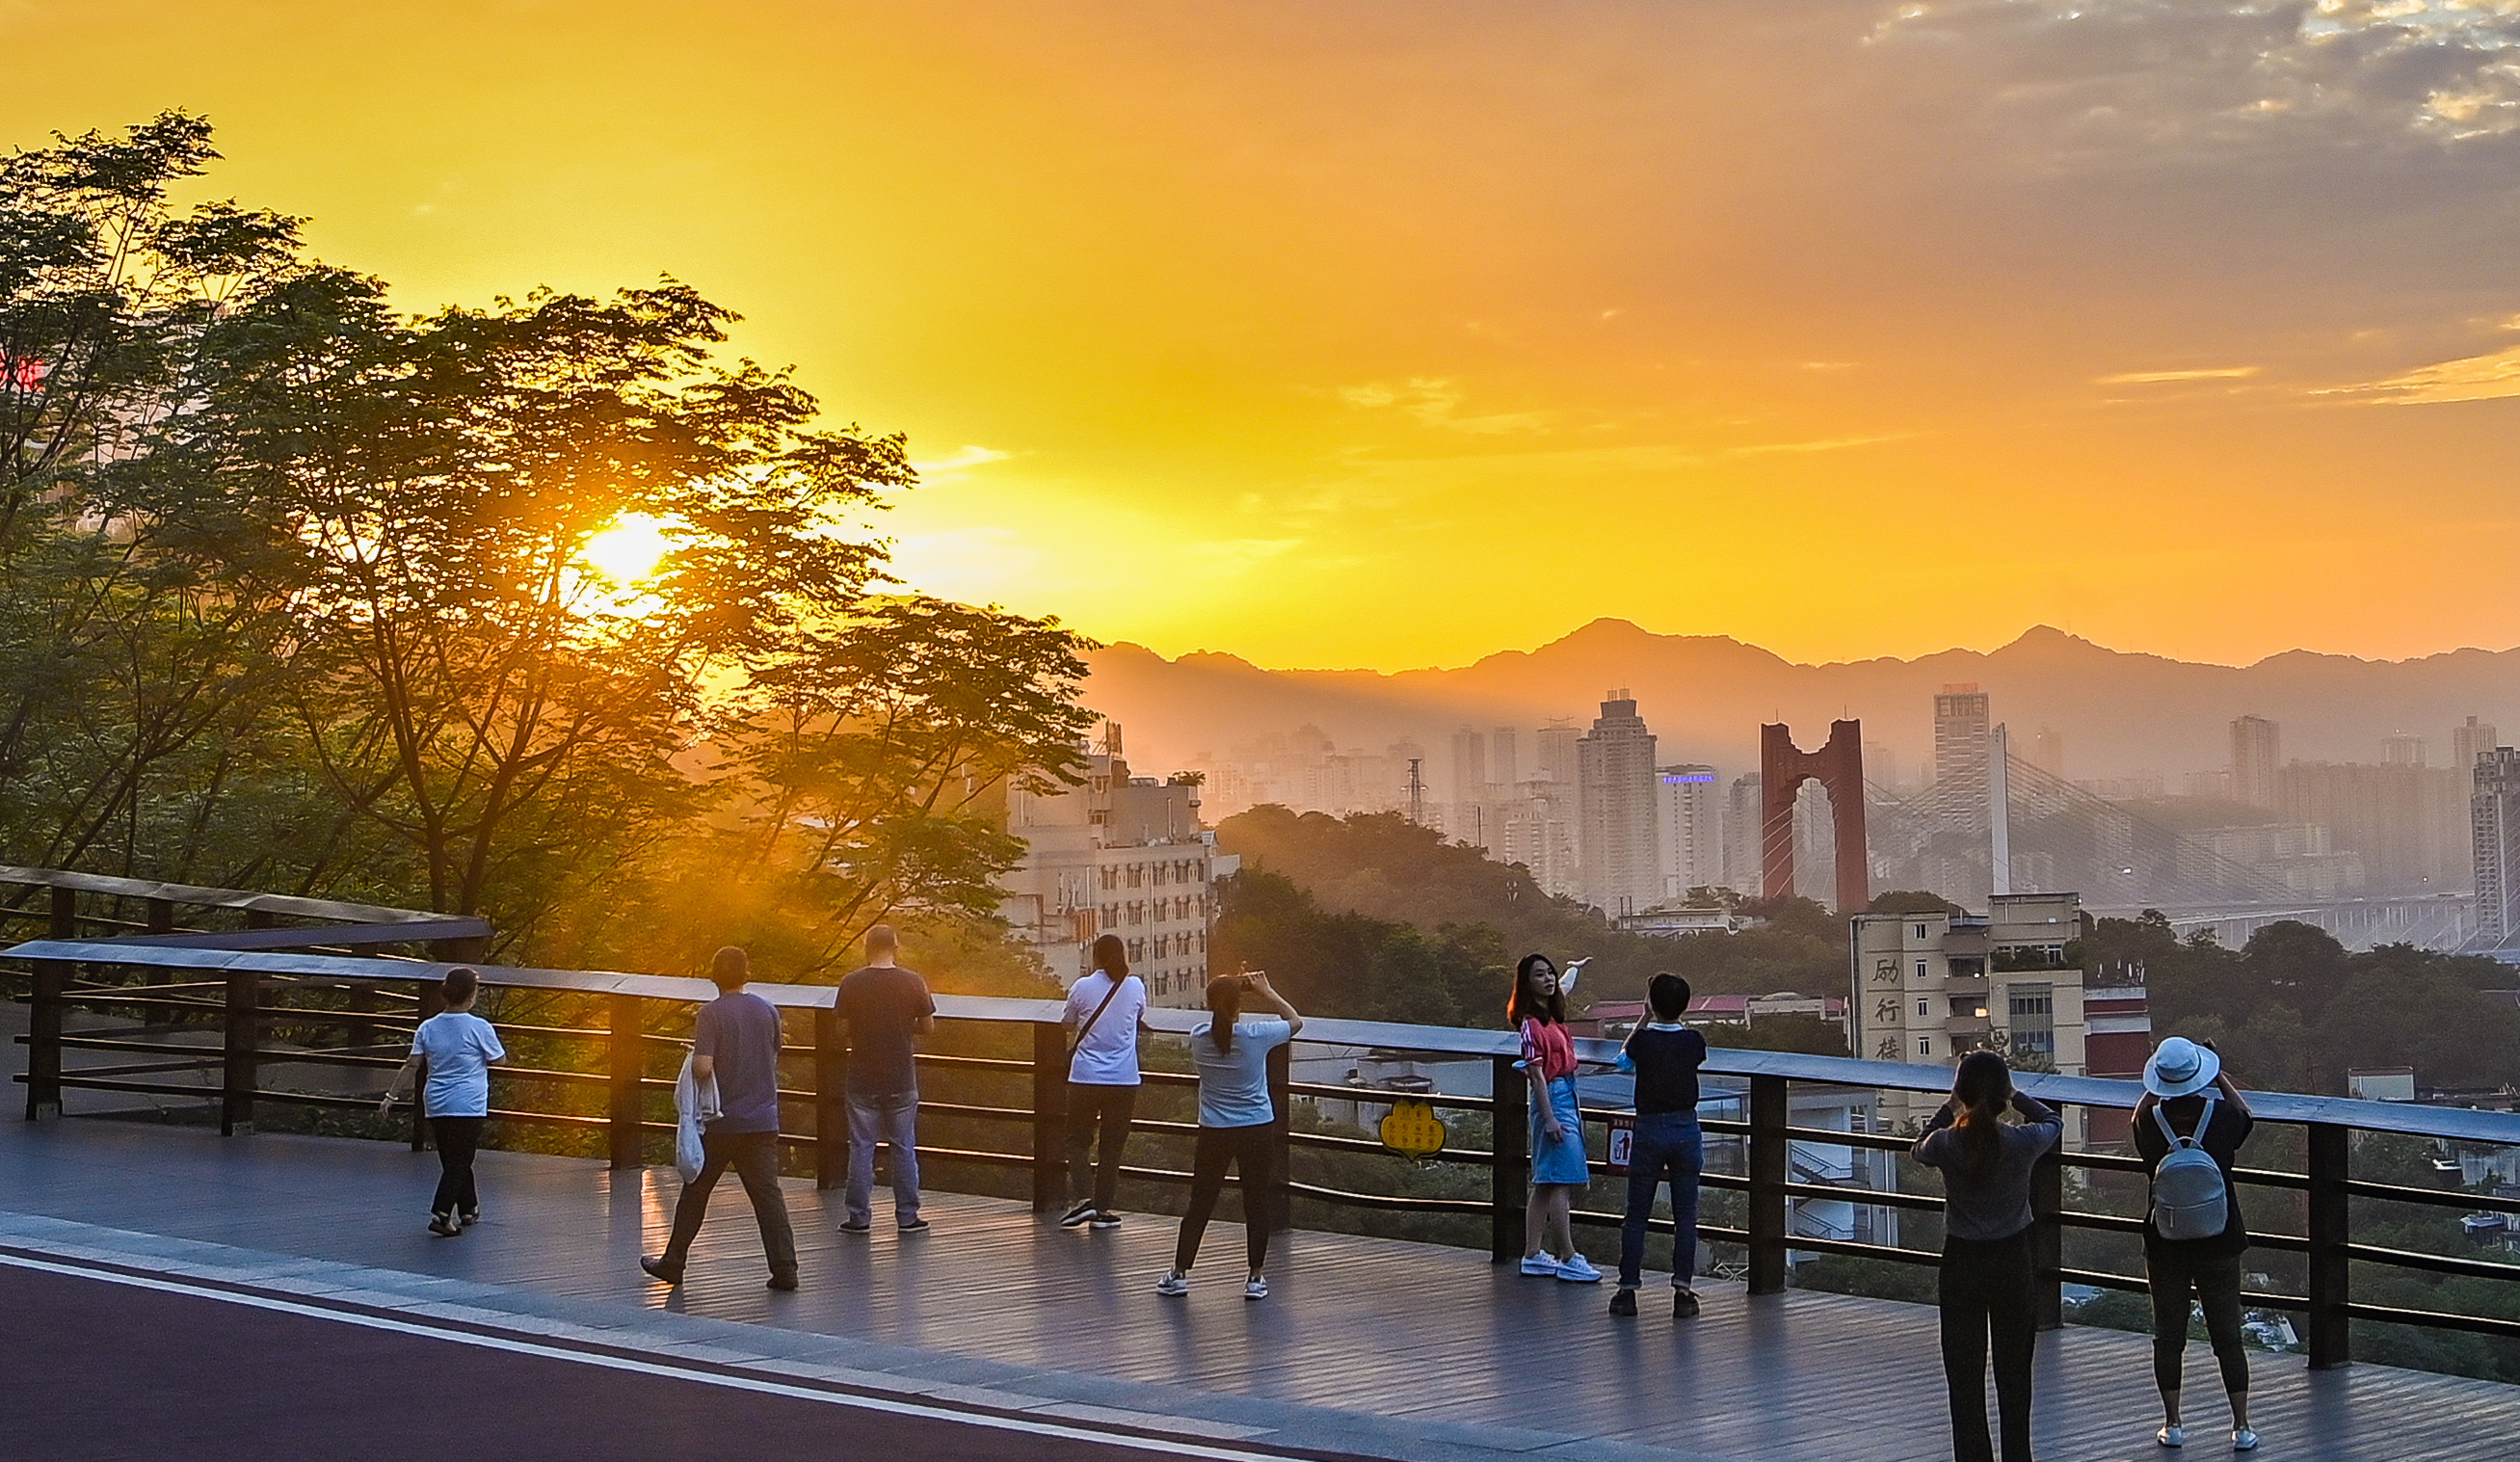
[{"xmin": 1914, "ymin": 1050, "xmax": 2060, "ymax": 1462}]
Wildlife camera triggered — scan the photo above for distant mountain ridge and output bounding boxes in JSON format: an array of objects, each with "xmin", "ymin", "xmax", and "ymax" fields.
[{"xmin": 1085, "ymin": 621, "xmax": 2520, "ymax": 786}]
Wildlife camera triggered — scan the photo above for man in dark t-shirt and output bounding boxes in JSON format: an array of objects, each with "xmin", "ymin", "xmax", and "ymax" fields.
[
  {"xmin": 643, "ymin": 946, "xmax": 798, "ymax": 1290},
  {"xmin": 834, "ymin": 923, "xmax": 936, "ymax": 1235}
]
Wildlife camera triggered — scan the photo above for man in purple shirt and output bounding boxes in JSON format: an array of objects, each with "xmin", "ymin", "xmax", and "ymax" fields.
[{"xmin": 642, "ymin": 946, "xmax": 799, "ymax": 1290}]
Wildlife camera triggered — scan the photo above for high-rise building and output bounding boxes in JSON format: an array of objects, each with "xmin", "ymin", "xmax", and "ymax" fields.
[
  {"xmin": 1535, "ymin": 722, "xmax": 1581, "ymax": 787},
  {"xmin": 2383, "ymin": 733, "xmax": 2427, "ymax": 768},
  {"xmin": 2231, "ymin": 715, "xmax": 2281, "ymax": 810},
  {"xmin": 1491, "ymin": 727, "xmax": 1519, "ymax": 788},
  {"xmin": 1577, "ymin": 691, "xmax": 1660, "ymax": 916},
  {"xmin": 1723, "ymin": 773, "xmax": 1762, "ymax": 894},
  {"xmin": 1448, "ymin": 726, "xmax": 1490, "ymax": 847},
  {"xmin": 2030, "ymin": 728, "xmax": 2066, "ymax": 781},
  {"xmin": 2277, "ymin": 760, "xmax": 2466, "ymax": 895},
  {"xmin": 1656, "ymin": 763, "xmax": 1722, "ymax": 899},
  {"xmin": 2475, "ymin": 746, "xmax": 2520, "ymax": 947},
  {"xmin": 2454, "ymin": 717, "xmax": 2499, "ymax": 776},
  {"xmin": 1934, "ymin": 685, "xmax": 1991, "ymax": 800}
]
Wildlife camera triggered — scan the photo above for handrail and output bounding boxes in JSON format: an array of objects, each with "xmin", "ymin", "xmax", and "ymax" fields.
[
  {"xmin": 0, "ymin": 866, "xmax": 452, "ymax": 926},
  {"xmin": 12, "ymin": 926, "xmax": 2520, "ymax": 1374}
]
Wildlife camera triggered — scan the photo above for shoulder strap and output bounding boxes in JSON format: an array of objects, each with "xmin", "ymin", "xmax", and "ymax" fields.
[
  {"xmin": 2155, "ymin": 1092, "xmax": 2216, "ymax": 1150},
  {"xmin": 1070, "ymin": 974, "xmax": 1129, "ymax": 1057}
]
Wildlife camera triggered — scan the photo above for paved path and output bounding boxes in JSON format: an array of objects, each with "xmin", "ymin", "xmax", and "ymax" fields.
[{"xmin": 0, "ymin": 1114, "xmax": 2510, "ymax": 1461}]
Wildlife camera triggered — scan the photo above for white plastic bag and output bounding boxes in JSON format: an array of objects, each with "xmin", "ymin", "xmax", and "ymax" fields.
[{"xmin": 674, "ymin": 1052, "xmax": 721, "ymax": 1183}]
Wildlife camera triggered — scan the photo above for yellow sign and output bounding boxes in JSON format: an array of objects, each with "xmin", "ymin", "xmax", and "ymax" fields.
[{"xmin": 1379, "ymin": 1098, "xmax": 1446, "ymax": 1158}]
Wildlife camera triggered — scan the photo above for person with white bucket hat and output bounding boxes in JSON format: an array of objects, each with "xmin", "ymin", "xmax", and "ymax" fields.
[{"xmin": 2134, "ymin": 1035, "xmax": 2258, "ymax": 1452}]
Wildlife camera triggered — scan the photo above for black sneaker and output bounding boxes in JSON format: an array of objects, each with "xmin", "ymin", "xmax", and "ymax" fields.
[
  {"xmin": 898, "ymin": 1218, "xmax": 932, "ymax": 1235},
  {"xmin": 1059, "ymin": 1201, "xmax": 1099, "ymax": 1229},
  {"xmin": 459, "ymin": 1209, "xmax": 480, "ymax": 1228},
  {"xmin": 766, "ymin": 1270, "xmax": 799, "ymax": 1291},
  {"xmin": 639, "ymin": 1256, "xmax": 682, "ymax": 1285},
  {"xmin": 1088, "ymin": 1210, "xmax": 1123, "ymax": 1230},
  {"xmin": 1609, "ymin": 1288, "xmax": 1637, "ymax": 1317},
  {"xmin": 1674, "ymin": 1289, "xmax": 1702, "ymax": 1319},
  {"xmin": 837, "ymin": 1219, "xmax": 873, "ymax": 1235}
]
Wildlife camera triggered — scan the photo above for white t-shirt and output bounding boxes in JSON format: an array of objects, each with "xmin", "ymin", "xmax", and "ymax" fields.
[
  {"xmin": 1063, "ymin": 970, "xmax": 1147, "ymax": 1084},
  {"xmin": 412, "ymin": 1011, "xmax": 506, "ymax": 1118}
]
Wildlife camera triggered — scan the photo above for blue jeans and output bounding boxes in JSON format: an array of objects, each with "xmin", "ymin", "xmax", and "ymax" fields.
[
  {"xmin": 1618, "ymin": 1111, "xmax": 1703, "ymax": 1289},
  {"xmin": 845, "ymin": 1089, "xmax": 920, "ymax": 1227}
]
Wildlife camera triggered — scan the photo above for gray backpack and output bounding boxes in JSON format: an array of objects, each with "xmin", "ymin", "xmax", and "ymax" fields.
[{"xmin": 2150, "ymin": 1093, "xmax": 2228, "ymax": 1241}]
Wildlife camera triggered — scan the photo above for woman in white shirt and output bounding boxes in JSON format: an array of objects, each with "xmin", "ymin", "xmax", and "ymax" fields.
[
  {"xmin": 1061, "ymin": 934, "xmax": 1149, "ymax": 1230},
  {"xmin": 382, "ymin": 967, "xmax": 507, "ymax": 1236},
  {"xmin": 1155, "ymin": 971, "xmax": 1301, "ymax": 1301}
]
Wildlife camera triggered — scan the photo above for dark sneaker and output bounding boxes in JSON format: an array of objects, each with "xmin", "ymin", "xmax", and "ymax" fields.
[
  {"xmin": 1674, "ymin": 1289, "xmax": 1702, "ymax": 1319},
  {"xmin": 459, "ymin": 1209, "xmax": 480, "ymax": 1228},
  {"xmin": 1609, "ymin": 1288, "xmax": 1638, "ymax": 1317},
  {"xmin": 898, "ymin": 1218, "xmax": 932, "ymax": 1235},
  {"xmin": 427, "ymin": 1213, "xmax": 461, "ymax": 1237},
  {"xmin": 766, "ymin": 1270, "xmax": 799, "ymax": 1291},
  {"xmin": 639, "ymin": 1256, "xmax": 682, "ymax": 1285},
  {"xmin": 837, "ymin": 1219, "xmax": 873, "ymax": 1235},
  {"xmin": 1089, "ymin": 1210, "xmax": 1123, "ymax": 1229},
  {"xmin": 1058, "ymin": 1200, "xmax": 1099, "ymax": 1229}
]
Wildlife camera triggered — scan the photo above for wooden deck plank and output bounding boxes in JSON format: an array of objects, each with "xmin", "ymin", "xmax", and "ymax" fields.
[{"xmin": 0, "ymin": 1115, "xmax": 2511, "ymax": 1461}]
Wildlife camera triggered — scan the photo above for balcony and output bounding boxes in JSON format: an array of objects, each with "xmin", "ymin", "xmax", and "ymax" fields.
[{"xmin": 1944, "ymin": 1013, "xmax": 1992, "ymax": 1038}]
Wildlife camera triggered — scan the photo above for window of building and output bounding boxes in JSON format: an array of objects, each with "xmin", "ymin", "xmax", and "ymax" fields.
[
  {"xmin": 1100, "ymin": 866, "xmax": 1119, "ymax": 891},
  {"xmin": 1127, "ymin": 901, "xmax": 1144, "ymax": 925},
  {"xmin": 1153, "ymin": 863, "xmax": 1168, "ymax": 887},
  {"xmin": 1127, "ymin": 938, "xmax": 1146, "ymax": 962},
  {"xmin": 1155, "ymin": 934, "xmax": 1171, "ymax": 959},
  {"xmin": 1914, "ymin": 960, "xmax": 1927, "ymax": 981},
  {"xmin": 1914, "ymin": 923, "xmax": 1927, "ymax": 940},
  {"xmin": 1127, "ymin": 864, "xmax": 1144, "ymax": 888},
  {"xmin": 1918, "ymin": 1037, "xmax": 1932, "ymax": 1056},
  {"xmin": 1917, "ymin": 998, "xmax": 1929, "ymax": 1018},
  {"xmin": 2009, "ymin": 985, "xmax": 2056, "ymax": 1057}
]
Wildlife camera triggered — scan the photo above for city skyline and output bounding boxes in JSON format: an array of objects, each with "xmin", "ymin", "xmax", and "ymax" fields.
[{"xmin": 7, "ymin": 4, "xmax": 2519, "ymax": 672}]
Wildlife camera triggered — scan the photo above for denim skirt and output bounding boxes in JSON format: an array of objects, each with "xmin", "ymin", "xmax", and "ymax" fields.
[{"xmin": 1529, "ymin": 1076, "xmax": 1590, "ymax": 1187}]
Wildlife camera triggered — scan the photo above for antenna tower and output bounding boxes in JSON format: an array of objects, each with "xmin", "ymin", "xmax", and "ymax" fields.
[{"xmin": 1405, "ymin": 757, "xmax": 1426, "ymax": 825}]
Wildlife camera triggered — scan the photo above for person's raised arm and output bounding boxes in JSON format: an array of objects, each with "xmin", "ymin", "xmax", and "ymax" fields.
[
  {"xmin": 2204, "ymin": 1040, "xmax": 2252, "ymax": 1118},
  {"xmin": 1246, "ymin": 971, "xmax": 1302, "ymax": 1037}
]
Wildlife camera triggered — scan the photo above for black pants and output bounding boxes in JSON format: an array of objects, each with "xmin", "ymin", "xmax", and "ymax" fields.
[
  {"xmin": 1940, "ymin": 1230, "xmax": 2038, "ymax": 1462},
  {"xmin": 1173, "ymin": 1124, "xmax": 1272, "ymax": 1273},
  {"xmin": 661, "ymin": 1130, "xmax": 798, "ymax": 1278},
  {"xmin": 2147, "ymin": 1245, "xmax": 2250, "ymax": 1399},
  {"xmin": 430, "ymin": 1116, "xmax": 484, "ymax": 1217},
  {"xmin": 1065, "ymin": 1082, "xmax": 1137, "ymax": 1210}
]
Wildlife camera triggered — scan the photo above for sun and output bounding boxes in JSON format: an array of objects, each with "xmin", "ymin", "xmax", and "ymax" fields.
[{"xmin": 582, "ymin": 514, "xmax": 674, "ymax": 585}]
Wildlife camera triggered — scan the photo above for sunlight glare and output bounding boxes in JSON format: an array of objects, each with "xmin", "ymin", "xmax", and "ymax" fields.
[{"xmin": 583, "ymin": 514, "xmax": 674, "ymax": 584}]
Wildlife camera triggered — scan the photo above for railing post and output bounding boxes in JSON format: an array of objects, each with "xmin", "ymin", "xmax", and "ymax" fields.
[
  {"xmin": 145, "ymin": 897, "xmax": 173, "ymax": 991},
  {"xmin": 1748, "ymin": 1074, "xmax": 1789, "ymax": 1295},
  {"xmin": 815, "ymin": 1003, "xmax": 847, "ymax": 1189},
  {"xmin": 1491, "ymin": 1053, "xmax": 1527, "ymax": 1263},
  {"xmin": 410, "ymin": 977, "xmax": 442, "ymax": 1151},
  {"xmin": 25, "ymin": 959, "xmax": 66, "ymax": 1122},
  {"xmin": 1032, "ymin": 1021, "xmax": 1067, "ymax": 1212},
  {"xmin": 221, "ymin": 966, "xmax": 257, "ymax": 1136},
  {"xmin": 2031, "ymin": 1117, "xmax": 2064, "ymax": 1332},
  {"xmin": 50, "ymin": 886, "xmax": 76, "ymax": 940},
  {"xmin": 1265, "ymin": 1040, "xmax": 1293, "ymax": 1234},
  {"xmin": 2308, "ymin": 1121, "xmax": 2351, "ymax": 1369},
  {"xmin": 609, "ymin": 994, "xmax": 644, "ymax": 1171}
]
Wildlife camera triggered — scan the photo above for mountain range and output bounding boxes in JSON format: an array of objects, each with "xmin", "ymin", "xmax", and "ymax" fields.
[{"xmin": 1083, "ymin": 622, "xmax": 2520, "ymax": 788}]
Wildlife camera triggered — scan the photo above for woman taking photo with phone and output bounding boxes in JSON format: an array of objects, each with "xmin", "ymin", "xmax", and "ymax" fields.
[
  {"xmin": 1512, "ymin": 952, "xmax": 1602, "ymax": 1284},
  {"xmin": 1156, "ymin": 970, "xmax": 1301, "ymax": 1300},
  {"xmin": 1914, "ymin": 1050, "xmax": 2060, "ymax": 1462},
  {"xmin": 2133, "ymin": 1036, "xmax": 2258, "ymax": 1452}
]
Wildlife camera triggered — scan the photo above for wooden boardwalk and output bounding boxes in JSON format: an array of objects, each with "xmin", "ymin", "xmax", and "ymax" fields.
[{"xmin": 0, "ymin": 1114, "xmax": 2511, "ymax": 1461}]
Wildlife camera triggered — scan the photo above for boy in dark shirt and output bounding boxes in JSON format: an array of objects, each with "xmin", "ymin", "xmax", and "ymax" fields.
[
  {"xmin": 834, "ymin": 923, "xmax": 937, "ymax": 1235},
  {"xmin": 1612, "ymin": 972, "xmax": 1710, "ymax": 1318}
]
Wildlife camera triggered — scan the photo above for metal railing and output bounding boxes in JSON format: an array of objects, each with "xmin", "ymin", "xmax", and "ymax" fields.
[{"xmin": 7, "ymin": 869, "xmax": 2520, "ymax": 1374}]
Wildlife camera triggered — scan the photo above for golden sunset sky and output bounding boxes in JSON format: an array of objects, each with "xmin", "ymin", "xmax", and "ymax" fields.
[{"xmin": 8, "ymin": 0, "xmax": 2518, "ymax": 671}]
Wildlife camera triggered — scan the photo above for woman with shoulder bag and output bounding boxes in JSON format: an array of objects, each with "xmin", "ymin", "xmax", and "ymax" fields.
[{"xmin": 1060, "ymin": 934, "xmax": 1149, "ymax": 1230}]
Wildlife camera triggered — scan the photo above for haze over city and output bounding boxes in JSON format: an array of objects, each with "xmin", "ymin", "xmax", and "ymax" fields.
[{"xmin": 8, "ymin": 0, "xmax": 2520, "ymax": 671}]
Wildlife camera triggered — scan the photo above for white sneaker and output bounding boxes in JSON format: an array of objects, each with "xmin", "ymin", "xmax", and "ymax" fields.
[
  {"xmin": 1154, "ymin": 1271, "xmax": 1189, "ymax": 1297},
  {"xmin": 2231, "ymin": 1428, "xmax": 2259, "ymax": 1452},
  {"xmin": 1244, "ymin": 1275, "xmax": 1268, "ymax": 1301},
  {"xmin": 1518, "ymin": 1254, "xmax": 1560, "ymax": 1277},
  {"xmin": 1556, "ymin": 1254, "xmax": 1604, "ymax": 1284},
  {"xmin": 2157, "ymin": 1425, "xmax": 2185, "ymax": 1449}
]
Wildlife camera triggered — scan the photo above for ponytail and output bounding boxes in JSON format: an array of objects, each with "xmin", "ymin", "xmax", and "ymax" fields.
[{"xmin": 1205, "ymin": 974, "xmax": 1243, "ymax": 1054}]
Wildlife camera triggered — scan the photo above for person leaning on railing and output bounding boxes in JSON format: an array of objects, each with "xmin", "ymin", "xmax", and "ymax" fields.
[
  {"xmin": 1155, "ymin": 970, "xmax": 1301, "ymax": 1301},
  {"xmin": 2133, "ymin": 1036, "xmax": 2259, "ymax": 1453},
  {"xmin": 1914, "ymin": 1050, "xmax": 2060, "ymax": 1462},
  {"xmin": 381, "ymin": 966, "xmax": 506, "ymax": 1237}
]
